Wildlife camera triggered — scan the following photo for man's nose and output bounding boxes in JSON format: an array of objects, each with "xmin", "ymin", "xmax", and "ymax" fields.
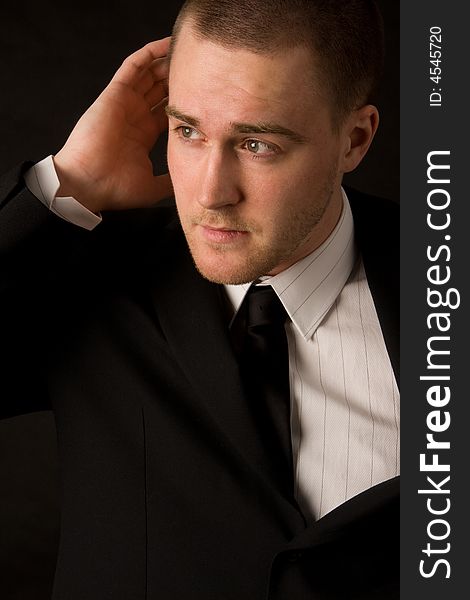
[{"xmin": 197, "ymin": 147, "xmax": 243, "ymax": 209}]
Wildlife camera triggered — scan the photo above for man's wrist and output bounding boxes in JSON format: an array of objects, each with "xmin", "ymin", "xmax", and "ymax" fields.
[
  {"xmin": 23, "ymin": 156, "xmax": 102, "ymax": 231},
  {"xmin": 52, "ymin": 153, "xmax": 103, "ymax": 215}
]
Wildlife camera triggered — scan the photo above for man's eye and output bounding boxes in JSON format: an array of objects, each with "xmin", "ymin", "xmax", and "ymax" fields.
[
  {"xmin": 176, "ymin": 126, "xmax": 201, "ymax": 140},
  {"xmin": 244, "ymin": 140, "xmax": 276, "ymax": 156}
]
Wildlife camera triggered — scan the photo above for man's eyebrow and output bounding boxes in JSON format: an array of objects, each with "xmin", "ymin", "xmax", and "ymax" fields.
[
  {"xmin": 165, "ymin": 106, "xmax": 201, "ymax": 128},
  {"xmin": 165, "ymin": 105, "xmax": 308, "ymax": 144},
  {"xmin": 233, "ymin": 122, "xmax": 308, "ymax": 144}
]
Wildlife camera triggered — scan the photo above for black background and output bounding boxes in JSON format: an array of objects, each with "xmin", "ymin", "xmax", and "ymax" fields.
[{"xmin": 0, "ymin": 2, "xmax": 398, "ymax": 598}]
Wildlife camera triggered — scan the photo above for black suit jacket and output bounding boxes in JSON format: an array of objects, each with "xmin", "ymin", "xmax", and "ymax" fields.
[{"xmin": 0, "ymin": 163, "xmax": 399, "ymax": 599}]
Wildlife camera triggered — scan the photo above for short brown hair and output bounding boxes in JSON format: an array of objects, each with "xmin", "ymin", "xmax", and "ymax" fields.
[{"xmin": 170, "ymin": 0, "xmax": 384, "ymax": 128}]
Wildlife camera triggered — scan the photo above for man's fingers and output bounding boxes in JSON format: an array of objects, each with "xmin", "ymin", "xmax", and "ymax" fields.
[
  {"xmin": 145, "ymin": 80, "xmax": 169, "ymax": 109},
  {"xmin": 134, "ymin": 58, "xmax": 169, "ymax": 96},
  {"xmin": 112, "ymin": 37, "xmax": 171, "ymax": 87},
  {"xmin": 124, "ymin": 38, "xmax": 171, "ymax": 70},
  {"xmin": 147, "ymin": 58, "xmax": 170, "ymax": 86},
  {"xmin": 151, "ymin": 96, "xmax": 170, "ymax": 132}
]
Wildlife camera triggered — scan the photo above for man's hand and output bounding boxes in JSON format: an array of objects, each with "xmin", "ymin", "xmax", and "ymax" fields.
[{"xmin": 53, "ymin": 38, "xmax": 173, "ymax": 214}]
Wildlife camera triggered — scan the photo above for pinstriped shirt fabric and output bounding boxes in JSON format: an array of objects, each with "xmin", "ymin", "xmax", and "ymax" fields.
[{"xmin": 225, "ymin": 191, "xmax": 400, "ymax": 522}]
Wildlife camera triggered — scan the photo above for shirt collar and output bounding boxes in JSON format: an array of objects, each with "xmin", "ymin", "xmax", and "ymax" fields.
[{"xmin": 224, "ymin": 189, "xmax": 357, "ymax": 340}]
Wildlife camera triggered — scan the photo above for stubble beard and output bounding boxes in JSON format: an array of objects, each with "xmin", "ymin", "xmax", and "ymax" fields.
[{"xmin": 178, "ymin": 178, "xmax": 337, "ymax": 285}]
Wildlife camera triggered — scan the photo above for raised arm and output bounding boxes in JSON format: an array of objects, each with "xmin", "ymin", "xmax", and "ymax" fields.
[
  {"xmin": 53, "ymin": 37, "xmax": 173, "ymax": 214},
  {"xmin": 0, "ymin": 38, "xmax": 175, "ymax": 417}
]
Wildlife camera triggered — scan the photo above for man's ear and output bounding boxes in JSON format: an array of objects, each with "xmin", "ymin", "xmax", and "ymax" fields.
[{"xmin": 341, "ymin": 105, "xmax": 379, "ymax": 173}]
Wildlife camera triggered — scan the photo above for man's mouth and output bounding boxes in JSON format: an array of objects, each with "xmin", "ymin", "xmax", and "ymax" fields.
[{"xmin": 199, "ymin": 224, "xmax": 249, "ymax": 243}]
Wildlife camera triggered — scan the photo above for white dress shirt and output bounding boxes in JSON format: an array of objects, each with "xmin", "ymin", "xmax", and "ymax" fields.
[
  {"xmin": 25, "ymin": 158, "xmax": 400, "ymax": 522},
  {"xmin": 225, "ymin": 194, "xmax": 400, "ymax": 521}
]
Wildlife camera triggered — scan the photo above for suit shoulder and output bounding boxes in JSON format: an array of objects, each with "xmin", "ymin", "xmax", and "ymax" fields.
[
  {"xmin": 92, "ymin": 202, "xmax": 183, "ymax": 254},
  {"xmin": 100, "ymin": 202, "xmax": 179, "ymax": 238},
  {"xmin": 344, "ymin": 187, "xmax": 398, "ymax": 245},
  {"xmin": 344, "ymin": 186, "xmax": 398, "ymax": 223}
]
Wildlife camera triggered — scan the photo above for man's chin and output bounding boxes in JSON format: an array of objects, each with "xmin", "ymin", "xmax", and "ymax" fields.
[
  {"xmin": 189, "ymin": 248, "xmax": 271, "ymax": 285},
  {"xmin": 192, "ymin": 258, "xmax": 256, "ymax": 285},
  {"xmin": 184, "ymin": 229, "xmax": 286, "ymax": 284}
]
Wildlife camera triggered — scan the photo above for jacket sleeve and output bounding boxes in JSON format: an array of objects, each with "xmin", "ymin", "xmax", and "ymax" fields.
[
  {"xmin": 0, "ymin": 162, "xmax": 95, "ymax": 418},
  {"xmin": 0, "ymin": 162, "xmax": 178, "ymax": 418}
]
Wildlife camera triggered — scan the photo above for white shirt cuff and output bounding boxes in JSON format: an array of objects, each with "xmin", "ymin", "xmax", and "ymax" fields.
[{"xmin": 24, "ymin": 155, "xmax": 102, "ymax": 231}]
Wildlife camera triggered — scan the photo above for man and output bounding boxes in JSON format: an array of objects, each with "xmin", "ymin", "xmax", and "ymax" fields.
[{"xmin": 0, "ymin": 0, "xmax": 399, "ymax": 598}]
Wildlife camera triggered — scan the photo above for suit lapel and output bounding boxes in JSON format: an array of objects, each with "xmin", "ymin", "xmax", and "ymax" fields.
[
  {"xmin": 147, "ymin": 225, "xmax": 306, "ymax": 530},
  {"xmin": 150, "ymin": 229, "xmax": 246, "ymax": 436},
  {"xmin": 348, "ymin": 189, "xmax": 400, "ymax": 383}
]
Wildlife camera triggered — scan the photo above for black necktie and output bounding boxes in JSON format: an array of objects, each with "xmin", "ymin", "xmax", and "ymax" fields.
[{"xmin": 236, "ymin": 285, "xmax": 294, "ymax": 498}]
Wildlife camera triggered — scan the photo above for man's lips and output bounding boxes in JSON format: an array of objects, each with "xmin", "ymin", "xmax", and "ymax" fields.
[{"xmin": 199, "ymin": 224, "xmax": 249, "ymax": 243}]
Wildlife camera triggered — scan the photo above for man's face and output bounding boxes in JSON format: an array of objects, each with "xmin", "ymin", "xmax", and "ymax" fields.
[{"xmin": 167, "ymin": 24, "xmax": 349, "ymax": 284}]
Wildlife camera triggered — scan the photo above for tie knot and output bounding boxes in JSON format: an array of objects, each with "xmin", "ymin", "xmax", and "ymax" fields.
[{"xmin": 246, "ymin": 285, "xmax": 287, "ymax": 329}]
